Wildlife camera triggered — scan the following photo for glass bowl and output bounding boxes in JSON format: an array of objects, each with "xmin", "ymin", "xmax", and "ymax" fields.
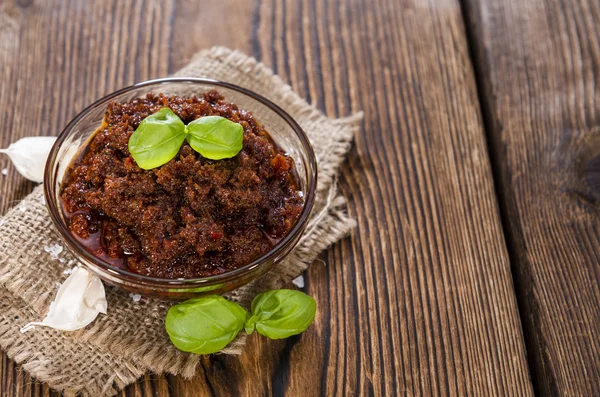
[{"xmin": 44, "ymin": 77, "xmax": 317, "ymax": 299}]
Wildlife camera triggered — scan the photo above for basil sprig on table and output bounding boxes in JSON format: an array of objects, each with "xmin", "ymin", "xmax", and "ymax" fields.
[
  {"xmin": 165, "ymin": 296, "xmax": 247, "ymax": 355},
  {"xmin": 165, "ymin": 289, "xmax": 317, "ymax": 354},
  {"xmin": 128, "ymin": 108, "xmax": 243, "ymax": 169},
  {"xmin": 245, "ymin": 289, "xmax": 317, "ymax": 339}
]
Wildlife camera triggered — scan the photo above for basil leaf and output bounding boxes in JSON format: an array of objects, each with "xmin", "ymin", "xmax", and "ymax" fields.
[
  {"xmin": 165, "ymin": 295, "xmax": 247, "ymax": 355},
  {"xmin": 186, "ymin": 116, "xmax": 243, "ymax": 160},
  {"xmin": 245, "ymin": 289, "xmax": 316, "ymax": 339},
  {"xmin": 128, "ymin": 107, "xmax": 186, "ymax": 169}
]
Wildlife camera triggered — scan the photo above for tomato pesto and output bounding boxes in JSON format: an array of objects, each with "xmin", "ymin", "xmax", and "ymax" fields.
[{"xmin": 60, "ymin": 91, "xmax": 303, "ymax": 278}]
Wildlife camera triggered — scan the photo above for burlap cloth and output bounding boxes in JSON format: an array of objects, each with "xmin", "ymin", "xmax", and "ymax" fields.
[{"xmin": 0, "ymin": 46, "xmax": 362, "ymax": 396}]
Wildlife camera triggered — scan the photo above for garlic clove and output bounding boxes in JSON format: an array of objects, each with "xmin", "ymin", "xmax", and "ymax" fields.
[
  {"xmin": 20, "ymin": 266, "xmax": 107, "ymax": 332},
  {"xmin": 83, "ymin": 274, "xmax": 108, "ymax": 314},
  {"xmin": 0, "ymin": 136, "xmax": 57, "ymax": 183}
]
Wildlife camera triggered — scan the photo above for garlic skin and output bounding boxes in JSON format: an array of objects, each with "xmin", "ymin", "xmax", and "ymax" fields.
[
  {"xmin": 20, "ymin": 267, "xmax": 107, "ymax": 332},
  {"xmin": 0, "ymin": 136, "xmax": 57, "ymax": 183}
]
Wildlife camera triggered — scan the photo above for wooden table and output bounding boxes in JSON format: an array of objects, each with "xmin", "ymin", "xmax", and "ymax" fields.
[{"xmin": 1, "ymin": 0, "xmax": 598, "ymax": 395}]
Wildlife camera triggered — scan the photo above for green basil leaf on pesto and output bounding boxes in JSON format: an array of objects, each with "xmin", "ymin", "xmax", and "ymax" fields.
[
  {"xmin": 128, "ymin": 108, "xmax": 186, "ymax": 169},
  {"xmin": 165, "ymin": 295, "xmax": 247, "ymax": 355},
  {"xmin": 244, "ymin": 289, "xmax": 316, "ymax": 339},
  {"xmin": 185, "ymin": 116, "xmax": 243, "ymax": 160}
]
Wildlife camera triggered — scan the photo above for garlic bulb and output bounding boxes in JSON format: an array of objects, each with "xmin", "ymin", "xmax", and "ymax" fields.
[
  {"xmin": 0, "ymin": 136, "xmax": 57, "ymax": 183},
  {"xmin": 21, "ymin": 267, "xmax": 107, "ymax": 332}
]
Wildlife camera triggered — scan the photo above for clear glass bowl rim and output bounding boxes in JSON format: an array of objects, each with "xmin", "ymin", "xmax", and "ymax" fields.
[{"xmin": 44, "ymin": 77, "xmax": 317, "ymax": 289}]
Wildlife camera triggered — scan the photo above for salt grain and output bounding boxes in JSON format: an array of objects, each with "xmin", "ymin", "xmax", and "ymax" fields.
[
  {"xmin": 129, "ymin": 293, "xmax": 142, "ymax": 302},
  {"xmin": 18, "ymin": 204, "xmax": 26, "ymax": 212},
  {"xmin": 1, "ymin": 168, "xmax": 7, "ymax": 176},
  {"xmin": 292, "ymin": 275, "xmax": 305, "ymax": 288},
  {"xmin": 63, "ymin": 267, "xmax": 75, "ymax": 275},
  {"xmin": 44, "ymin": 243, "xmax": 63, "ymax": 260}
]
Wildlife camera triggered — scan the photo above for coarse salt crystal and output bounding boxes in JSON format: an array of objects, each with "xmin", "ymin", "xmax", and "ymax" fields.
[
  {"xmin": 129, "ymin": 293, "xmax": 142, "ymax": 302},
  {"xmin": 18, "ymin": 204, "xmax": 26, "ymax": 212},
  {"xmin": 63, "ymin": 267, "xmax": 75, "ymax": 275},
  {"xmin": 44, "ymin": 243, "xmax": 63, "ymax": 260},
  {"xmin": 1, "ymin": 168, "xmax": 7, "ymax": 176},
  {"xmin": 292, "ymin": 275, "xmax": 305, "ymax": 288}
]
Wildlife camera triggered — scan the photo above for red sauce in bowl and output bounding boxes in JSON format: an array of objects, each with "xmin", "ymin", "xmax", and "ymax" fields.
[{"xmin": 60, "ymin": 91, "xmax": 303, "ymax": 279}]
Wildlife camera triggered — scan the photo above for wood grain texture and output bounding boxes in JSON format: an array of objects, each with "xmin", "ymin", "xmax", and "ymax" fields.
[
  {"xmin": 0, "ymin": 0, "xmax": 534, "ymax": 395},
  {"xmin": 463, "ymin": 0, "xmax": 600, "ymax": 395}
]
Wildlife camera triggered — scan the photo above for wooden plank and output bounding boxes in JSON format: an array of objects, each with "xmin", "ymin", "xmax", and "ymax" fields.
[
  {"xmin": 462, "ymin": 0, "xmax": 600, "ymax": 395},
  {"xmin": 0, "ymin": 0, "xmax": 195, "ymax": 395},
  {"xmin": 0, "ymin": 0, "xmax": 533, "ymax": 395}
]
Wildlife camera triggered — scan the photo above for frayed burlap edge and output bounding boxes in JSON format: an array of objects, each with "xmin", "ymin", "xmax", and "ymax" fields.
[
  {"xmin": 0, "ymin": 286, "xmax": 146, "ymax": 396},
  {"xmin": 0, "ymin": 46, "xmax": 362, "ymax": 396}
]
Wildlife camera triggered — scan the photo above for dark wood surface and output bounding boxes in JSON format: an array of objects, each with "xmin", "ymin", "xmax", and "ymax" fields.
[
  {"xmin": 3, "ymin": 0, "xmax": 596, "ymax": 395},
  {"xmin": 463, "ymin": 0, "xmax": 600, "ymax": 395}
]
